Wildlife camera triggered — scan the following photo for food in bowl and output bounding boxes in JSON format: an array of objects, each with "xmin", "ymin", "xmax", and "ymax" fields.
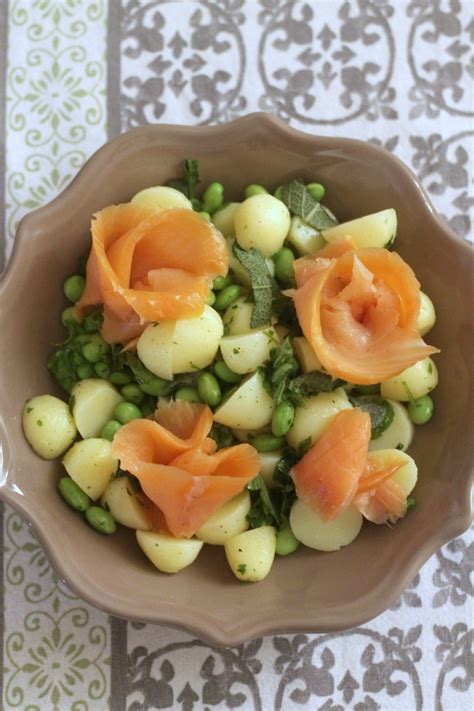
[{"xmin": 22, "ymin": 160, "xmax": 440, "ymax": 583}]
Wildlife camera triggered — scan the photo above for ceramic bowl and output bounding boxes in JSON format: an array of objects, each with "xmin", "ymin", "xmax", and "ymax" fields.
[{"xmin": 1, "ymin": 113, "xmax": 472, "ymax": 645}]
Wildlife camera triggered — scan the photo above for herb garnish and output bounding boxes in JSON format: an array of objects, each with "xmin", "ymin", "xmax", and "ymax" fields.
[
  {"xmin": 233, "ymin": 244, "xmax": 273, "ymax": 328},
  {"xmin": 280, "ymin": 179, "xmax": 337, "ymax": 231},
  {"xmin": 350, "ymin": 395, "xmax": 395, "ymax": 439}
]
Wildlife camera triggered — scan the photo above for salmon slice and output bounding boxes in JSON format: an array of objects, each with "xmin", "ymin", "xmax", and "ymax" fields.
[
  {"xmin": 292, "ymin": 248, "xmax": 439, "ymax": 384},
  {"xmin": 292, "ymin": 408, "xmax": 371, "ymax": 520},
  {"xmin": 75, "ymin": 204, "xmax": 228, "ymax": 343},
  {"xmin": 293, "ymin": 236, "xmax": 357, "ymax": 288},
  {"xmin": 355, "ymin": 477, "xmax": 407, "ymax": 524},
  {"xmin": 112, "ymin": 401, "xmax": 260, "ymax": 538}
]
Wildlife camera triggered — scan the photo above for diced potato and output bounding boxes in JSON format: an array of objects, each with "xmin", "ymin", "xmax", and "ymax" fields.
[
  {"xmin": 290, "ymin": 500, "xmax": 363, "ymax": 551},
  {"xmin": 366, "ymin": 449, "xmax": 418, "ymax": 496},
  {"xmin": 131, "ymin": 185, "xmax": 192, "ymax": 210},
  {"xmin": 293, "ymin": 337, "xmax": 322, "ymax": 373},
  {"xmin": 223, "ymin": 298, "xmax": 256, "ymax": 335},
  {"xmin": 220, "ymin": 327, "xmax": 278, "ymax": 374},
  {"xmin": 137, "ymin": 321, "xmax": 176, "ymax": 381},
  {"xmin": 258, "ymin": 450, "xmax": 282, "ymax": 488},
  {"xmin": 287, "ymin": 216, "xmax": 326, "ymax": 255},
  {"xmin": 63, "ymin": 438, "xmax": 118, "ymax": 500},
  {"xmin": 225, "ymin": 525, "xmax": 276, "ymax": 582},
  {"xmin": 227, "ymin": 239, "xmax": 275, "ymax": 288},
  {"xmin": 171, "ymin": 306, "xmax": 224, "ymax": 374},
  {"xmin": 322, "ymin": 208, "xmax": 397, "ymax": 248},
  {"xmin": 380, "ymin": 358, "xmax": 438, "ymax": 401},
  {"xmin": 101, "ymin": 477, "xmax": 154, "ymax": 530},
  {"xmin": 196, "ymin": 491, "xmax": 250, "ymax": 544},
  {"xmin": 71, "ymin": 379, "xmax": 123, "ymax": 439},
  {"xmin": 213, "ymin": 371, "xmax": 275, "ymax": 429},
  {"xmin": 369, "ymin": 401, "xmax": 413, "ymax": 452},
  {"xmin": 22, "ymin": 394, "xmax": 77, "ymax": 460},
  {"xmin": 418, "ymin": 291, "xmax": 436, "ymax": 336},
  {"xmin": 286, "ymin": 387, "xmax": 352, "ymax": 450},
  {"xmin": 136, "ymin": 530, "xmax": 203, "ymax": 574},
  {"xmin": 212, "ymin": 202, "xmax": 240, "ymax": 239},
  {"xmin": 234, "ymin": 194, "xmax": 291, "ymax": 257}
]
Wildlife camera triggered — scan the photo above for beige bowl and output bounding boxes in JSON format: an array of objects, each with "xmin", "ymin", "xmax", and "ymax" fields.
[{"xmin": 0, "ymin": 113, "xmax": 472, "ymax": 645}]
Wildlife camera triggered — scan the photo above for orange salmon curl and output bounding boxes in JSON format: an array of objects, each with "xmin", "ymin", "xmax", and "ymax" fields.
[{"xmin": 75, "ymin": 204, "xmax": 228, "ymax": 343}]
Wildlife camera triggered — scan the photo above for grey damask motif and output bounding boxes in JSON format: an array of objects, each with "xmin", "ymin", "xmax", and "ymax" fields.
[
  {"xmin": 121, "ymin": 0, "xmax": 246, "ymax": 127},
  {"xmin": 390, "ymin": 573, "xmax": 423, "ymax": 610},
  {"xmin": 432, "ymin": 534, "xmax": 474, "ymax": 607},
  {"xmin": 126, "ymin": 639, "xmax": 263, "ymax": 709},
  {"xmin": 273, "ymin": 628, "xmax": 423, "ymax": 710},
  {"xmin": 258, "ymin": 0, "xmax": 397, "ymax": 125},
  {"xmin": 434, "ymin": 623, "xmax": 474, "ymax": 711},
  {"xmin": 407, "ymin": 0, "xmax": 474, "ymax": 118},
  {"xmin": 410, "ymin": 131, "xmax": 474, "ymax": 239}
]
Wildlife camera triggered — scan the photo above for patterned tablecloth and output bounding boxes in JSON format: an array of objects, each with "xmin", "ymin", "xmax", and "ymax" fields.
[{"xmin": 0, "ymin": 1, "xmax": 473, "ymax": 709}]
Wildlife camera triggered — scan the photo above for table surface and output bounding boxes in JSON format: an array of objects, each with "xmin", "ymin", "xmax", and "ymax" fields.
[{"xmin": 0, "ymin": 1, "xmax": 472, "ymax": 709}]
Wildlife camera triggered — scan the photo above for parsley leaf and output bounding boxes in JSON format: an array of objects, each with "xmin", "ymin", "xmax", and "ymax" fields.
[
  {"xmin": 233, "ymin": 244, "xmax": 273, "ymax": 328},
  {"xmin": 350, "ymin": 395, "xmax": 395, "ymax": 439},
  {"xmin": 281, "ymin": 179, "xmax": 336, "ymax": 231}
]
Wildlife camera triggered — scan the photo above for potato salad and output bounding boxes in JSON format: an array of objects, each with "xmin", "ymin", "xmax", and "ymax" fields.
[{"xmin": 22, "ymin": 160, "xmax": 439, "ymax": 582}]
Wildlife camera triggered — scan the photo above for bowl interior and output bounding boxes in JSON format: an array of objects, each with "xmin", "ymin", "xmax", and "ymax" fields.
[{"xmin": 1, "ymin": 117, "xmax": 472, "ymax": 644}]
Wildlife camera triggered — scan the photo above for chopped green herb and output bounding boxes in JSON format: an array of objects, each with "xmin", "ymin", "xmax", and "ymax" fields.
[
  {"xmin": 297, "ymin": 437, "xmax": 312, "ymax": 456},
  {"xmin": 237, "ymin": 563, "xmax": 247, "ymax": 574},
  {"xmin": 287, "ymin": 371, "xmax": 345, "ymax": 405},
  {"xmin": 427, "ymin": 362, "xmax": 433, "ymax": 374},
  {"xmin": 280, "ymin": 179, "xmax": 337, "ymax": 231},
  {"xmin": 396, "ymin": 442, "xmax": 404, "ymax": 450},
  {"xmin": 350, "ymin": 395, "xmax": 394, "ymax": 439},
  {"xmin": 36, "ymin": 419, "xmax": 43, "ymax": 427},
  {"xmin": 233, "ymin": 244, "xmax": 273, "ymax": 328},
  {"xmin": 183, "ymin": 159, "xmax": 200, "ymax": 199},
  {"xmin": 406, "ymin": 496, "xmax": 416, "ymax": 510},
  {"xmin": 247, "ymin": 474, "xmax": 280, "ymax": 528},
  {"xmin": 26, "ymin": 407, "xmax": 33, "ymax": 414}
]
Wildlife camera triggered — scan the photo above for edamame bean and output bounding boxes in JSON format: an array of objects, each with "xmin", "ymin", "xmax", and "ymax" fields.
[
  {"xmin": 85, "ymin": 506, "xmax": 116, "ymax": 534},
  {"xmin": 121, "ymin": 383, "xmax": 145, "ymax": 405},
  {"xmin": 139, "ymin": 377, "xmax": 168, "ymax": 396},
  {"xmin": 274, "ymin": 185, "xmax": 283, "ymax": 200},
  {"xmin": 273, "ymin": 248, "xmax": 295, "ymax": 286},
  {"xmin": 276, "ymin": 523, "xmax": 300, "ymax": 556},
  {"xmin": 109, "ymin": 371, "xmax": 132, "ymax": 386},
  {"xmin": 408, "ymin": 395, "xmax": 434, "ymax": 425},
  {"xmin": 82, "ymin": 310, "xmax": 103, "ymax": 333},
  {"xmin": 202, "ymin": 182, "xmax": 224, "ymax": 214},
  {"xmin": 175, "ymin": 387, "xmax": 202, "ymax": 403},
  {"xmin": 244, "ymin": 184, "xmax": 268, "ymax": 199},
  {"xmin": 205, "ymin": 291, "xmax": 216, "ymax": 306},
  {"xmin": 101, "ymin": 420, "xmax": 122, "ymax": 441},
  {"xmin": 272, "ymin": 401, "xmax": 295, "ymax": 437},
  {"xmin": 214, "ymin": 360, "xmax": 241, "ymax": 384},
  {"xmin": 58, "ymin": 476, "xmax": 91, "ymax": 512},
  {"xmin": 76, "ymin": 364, "xmax": 94, "ymax": 380},
  {"xmin": 251, "ymin": 433, "xmax": 285, "ymax": 452},
  {"xmin": 213, "ymin": 275, "xmax": 232, "ymax": 291},
  {"xmin": 61, "ymin": 306, "xmax": 77, "ymax": 328},
  {"xmin": 306, "ymin": 182, "xmax": 326, "ymax": 202},
  {"xmin": 198, "ymin": 211, "xmax": 211, "ymax": 221},
  {"xmin": 214, "ymin": 284, "xmax": 241, "ymax": 311},
  {"xmin": 94, "ymin": 362, "xmax": 110, "ymax": 379},
  {"xmin": 114, "ymin": 402, "xmax": 142, "ymax": 424},
  {"xmin": 63, "ymin": 274, "xmax": 86, "ymax": 303},
  {"xmin": 197, "ymin": 373, "xmax": 222, "ymax": 407}
]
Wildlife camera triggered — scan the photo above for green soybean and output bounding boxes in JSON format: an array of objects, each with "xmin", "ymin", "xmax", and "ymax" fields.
[
  {"xmin": 274, "ymin": 185, "xmax": 283, "ymax": 200},
  {"xmin": 213, "ymin": 275, "xmax": 232, "ymax": 291},
  {"xmin": 61, "ymin": 306, "xmax": 77, "ymax": 328},
  {"xmin": 121, "ymin": 384, "xmax": 145, "ymax": 405},
  {"xmin": 215, "ymin": 284, "xmax": 241, "ymax": 311},
  {"xmin": 214, "ymin": 360, "xmax": 241, "ymax": 384},
  {"xmin": 58, "ymin": 476, "xmax": 91, "ymax": 512},
  {"xmin": 197, "ymin": 373, "xmax": 222, "ymax": 407},
  {"xmin": 251, "ymin": 433, "xmax": 285, "ymax": 452},
  {"xmin": 175, "ymin": 387, "xmax": 202, "ymax": 404},
  {"xmin": 202, "ymin": 182, "xmax": 224, "ymax": 215},
  {"xmin": 244, "ymin": 184, "xmax": 268, "ymax": 199},
  {"xmin": 114, "ymin": 402, "xmax": 142, "ymax": 424},
  {"xmin": 82, "ymin": 334, "xmax": 108, "ymax": 364},
  {"xmin": 408, "ymin": 395, "xmax": 434, "ymax": 425},
  {"xmin": 76, "ymin": 364, "xmax": 94, "ymax": 380},
  {"xmin": 101, "ymin": 420, "xmax": 122, "ymax": 441},
  {"xmin": 205, "ymin": 291, "xmax": 216, "ymax": 306},
  {"xmin": 85, "ymin": 506, "xmax": 116, "ymax": 534},
  {"xmin": 139, "ymin": 377, "xmax": 168, "ymax": 396},
  {"xmin": 273, "ymin": 248, "xmax": 295, "ymax": 286},
  {"xmin": 306, "ymin": 182, "xmax": 326, "ymax": 202},
  {"xmin": 272, "ymin": 401, "xmax": 295, "ymax": 437},
  {"xmin": 94, "ymin": 362, "xmax": 111, "ymax": 379},
  {"xmin": 276, "ymin": 523, "xmax": 300, "ymax": 556},
  {"xmin": 63, "ymin": 274, "xmax": 86, "ymax": 303},
  {"xmin": 82, "ymin": 310, "xmax": 103, "ymax": 334},
  {"xmin": 109, "ymin": 371, "xmax": 132, "ymax": 386}
]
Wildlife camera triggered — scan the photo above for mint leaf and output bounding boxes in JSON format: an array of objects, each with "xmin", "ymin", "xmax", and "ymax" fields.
[
  {"xmin": 287, "ymin": 371, "xmax": 345, "ymax": 405},
  {"xmin": 247, "ymin": 474, "xmax": 280, "ymax": 528},
  {"xmin": 350, "ymin": 395, "xmax": 395, "ymax": 439},
  {"xmin": 233, "ymin": 244, "xmax": 273, "ymax": 328},
  {"xmin": 280, "ymin": 179, "xmax": 337, "ymax": 231}
]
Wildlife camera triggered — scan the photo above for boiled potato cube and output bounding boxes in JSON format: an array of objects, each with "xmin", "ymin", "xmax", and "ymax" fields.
[
  {"xmin": 213, "ymin": 371, "xmax": 275, "ymax": 429},
  {"xmin": 369, "ymin": 401, "xmax": 413, "ymax": 452},
  {"xmin": 71, "ymin": 379, "xmax": 123, "ymax": 439},
  {"xmin": 293, "ymin": 337, "xmax": 322, "ymax": 372},
  {"xmin": 212, "ymin": 202, "xmax": 240, "ymax": 239},
  {"xmin": 234, "ymin": 194, "xmax": 291, "ymax": 257},
  {"xmin": 131, "ymin": 186, "xmax": 192, "ymax": 210},
  {"xmin": 220, "ymin": 327, "xmax": 278, "ymax": 374},
  {"xmin": 290, "ymin": 500, "xmax": 363, "ymax": 551},
  {"xmin": 22, "ymin": 394, "xmax": 77, "ymax": 459},
  {"xmin": 223, "ymin": 298, "xmax": 256, "ymax": 335},
  {"xmin": 286, "ymin": 387, "xmax": 352, "ymax": 449},
  {"xmin": 225, "ymin": 525, "xmax": 276, "ymax": 581},
  {"xmin": 287, "ymin": 216, "xmax": 326, "ymax": 255},
  {"xmin": 101, "ymin": 477, "xmax": 154, "ymax": 530},
  {"xmin": 62, "ymin": 438, "xmax": 118, "ymax": 500},
  {"xmin": 258, "ymin": 450, "xmax": 283, "ymax": 488},
  {"xmin": 418, "ymin": 291, "xmax": 436, "ymax": 336},
  {"xmin": 136, "ymin": 530, "xmax": 203, "ymax": 573},
  {"xmin": 137, "ymin": 321, "xmax": 175, "ymax": 381},
  {"xmin": 171, "ymin": 306, "xmax": 223, "ymax": 374},
  {"xmin": 322, "ymin": 208, "xmax": 397, "ymax": 248},
  {"xmin": 380, "ymin": 358, "xmax": 438, "ymax": 401},
  {"xmin": 196, "ymin": 491, "xmax": 250, "ymax": 544}
]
